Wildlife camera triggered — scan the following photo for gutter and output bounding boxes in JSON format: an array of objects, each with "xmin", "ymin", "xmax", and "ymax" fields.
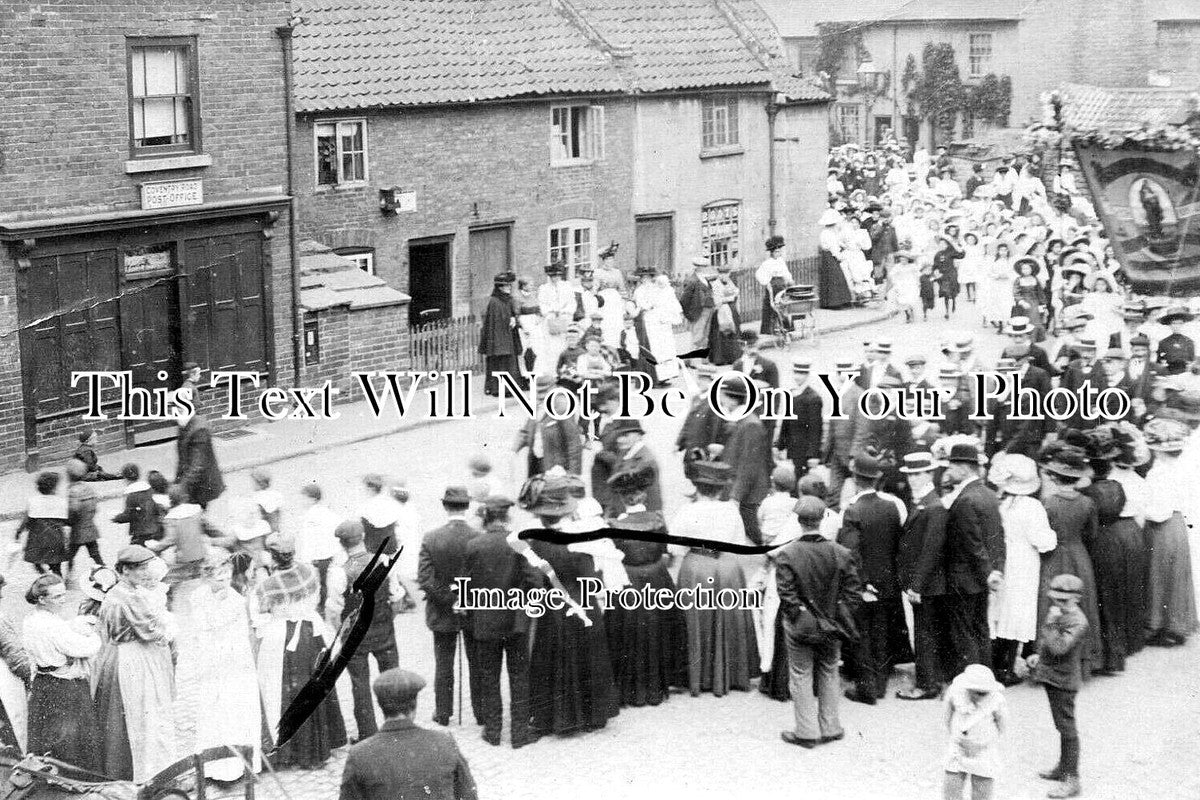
[{"xmin": 277, "ymin": 22, "xmax": 304, "ymax": 389}]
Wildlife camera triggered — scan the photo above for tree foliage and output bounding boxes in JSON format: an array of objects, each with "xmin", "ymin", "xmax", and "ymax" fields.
[
  {"xmin": 814, "ymin": 22, "xmax": 869, "ymax": 88},
  {"xmin": 966, "ymin": 74, "xmax": 1013, "ymax": 127},
  {"xmin": 909, "ymin": 43, "xmax": 966, "ymax": 143}
]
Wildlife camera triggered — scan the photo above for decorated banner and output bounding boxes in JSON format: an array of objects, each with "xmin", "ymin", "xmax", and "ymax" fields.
[{"xmin": 1074, "ymin": 144, "xmax": 1200, "ymax": 296}]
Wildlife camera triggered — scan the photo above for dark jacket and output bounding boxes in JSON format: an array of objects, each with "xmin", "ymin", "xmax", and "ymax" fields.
[
  {"xmin": 825, "ymin": 381, "xmax": 865, "ymax": 466},
  {"xmin": 837, "ymin": 490, "xmax": 906, "ymax": 598},
  {"xmin": 675, "ymin": 394, "xmax": 725, "ymax": 454},
  {"xmin": 774, "ymin": 533, "xmax": 861, "ymax": 627},
  {"xmin": 112, "ymin": 484, "xmax": 162, "ymax": 545},
  {"xmin": 463, "ymin": 527, "xmax": 537, "ymax": 641},
  {"xmin": 589, "ymin": 418, "xmax": 624, "ymax": 515},
  {"xmin": 1033, "ymin": 605, "xmax": 1089, "ymax": 691},
  {"xmin": 339, "ymin": 718, "xmax": 478, "ymax": 800},
  {"xmin": 66, "ymin": 481, "xmax": 100, "ymax": 547},
  {"xmin": 598, "ymin": 445, "xmax": 663, "ymax": 516},
  {"xmin": 676, "ymin": 274, "xmax": 715, "ymax": 323},
  {"xmin": 477, "ymin": 290, "xmax": 521, "ymax": 357},
  {"xmin": 723, "ymin": 413, "xmax": 772, "ymax": 506},
  {"xmin": 515, "ymin": 415, "xmax": 583, "ymax": 475},
  {"xmin": 418, "ymin": 519, "xmax": 477, "ymax": 633},
  {"xmin": 175, "ymin": 418, "xmax": 225, "ymax": 506},
  {"xmin": 944, "ymin": 478, "xmax": 1005, "ymax": 595},
  {"xmin": 776, "ymin": 386, "xmax": 823, "ymax": 467},
  {"xmin": 897, "ymin": 489, "xmax": 948, "ymax": 597},
  {"xmin": 342, "ymin": 549, "xmax": 397, "ymax": 650},
  {"xmin": 732, "ymin": 354, "xmax": 780, "ymax": 389}
]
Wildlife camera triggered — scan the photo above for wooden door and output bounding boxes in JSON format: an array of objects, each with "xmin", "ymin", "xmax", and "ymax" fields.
[
  {"xmin": 635, "ymin": 215, "xmax": 674, "ymax": 275},
  {"xmin": 120, "ymin": 278, "xmax": 181, "ymax": 445},
  {"xmin": 468, "ymin": 225, "xmax": 511, "ymax": 316},
  {"xmin": 408, "ymin": 239, "xmax": 453, "ymax": 325}
]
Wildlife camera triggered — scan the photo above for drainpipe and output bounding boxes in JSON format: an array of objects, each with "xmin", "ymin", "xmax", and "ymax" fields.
[
  {"xmin": 277, "ymin": 22, "xmax": 303, "ymax": 388},
  {"xmin": 767, "ymin": 98, "xmax": 779, "ymax": 236}
]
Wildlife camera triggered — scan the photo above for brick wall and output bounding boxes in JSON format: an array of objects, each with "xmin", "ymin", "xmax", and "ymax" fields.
[
  {"xmin": 294, "ymin": 98, "xmax": 637, "ymax": 323},
  {"xmin": 0, "ymin": 1, "xmax": 294, "ymax": 472},
  {"xmin": 347, "ymin": 306, "xmax": 410, "ymax": 398}
]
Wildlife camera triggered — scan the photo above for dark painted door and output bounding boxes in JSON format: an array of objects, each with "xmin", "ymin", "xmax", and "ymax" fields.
[
  {"xmin": 408, "ymin": 239, "xmax": 452, "ymax": 325},
  {"xmin": 635, "ymin": 215, "xmax": 674, "ymax": 275},
  {"xmin": 120, "ymin": 277, "xmax": 181, "ymax": 445},
  {"xmin": 467, "ymin": 226, "xmax": 511, "ymax": 317}
]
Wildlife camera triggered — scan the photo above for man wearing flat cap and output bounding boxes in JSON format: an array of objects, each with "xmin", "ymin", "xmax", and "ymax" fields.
[
  {"xmin": 462, "ymin": 496, "xmax": 539, "ymax": 748},
  {"xmin": 478, "ymin": 271, "xmax": 523, "ymax": 396},
  {"xmin": 330, "ymin": 520, "xmax": 399, "ymax": 741},
  {"xmin": 339, "ymin": 668, "xmax": 478, "ymax": 800},
  {"xmin": 418, "ymin": 487, "xmax": 481, "ymax": 727}
]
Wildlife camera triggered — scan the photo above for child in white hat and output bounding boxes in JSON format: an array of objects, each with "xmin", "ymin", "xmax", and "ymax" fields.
[{"xmin": 943, "ymin": 663, "xmax": 1008, "ymax": 800}]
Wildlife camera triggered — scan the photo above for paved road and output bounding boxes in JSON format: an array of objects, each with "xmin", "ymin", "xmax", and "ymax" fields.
[{"xmin": 4, "ymin": 301, "xmax": 1198, "ymax": 800}]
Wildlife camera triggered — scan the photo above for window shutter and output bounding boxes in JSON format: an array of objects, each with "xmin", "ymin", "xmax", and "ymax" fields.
[{"xmin": 590, "ymin": 105, "xmax": 605, "ymax": 160}]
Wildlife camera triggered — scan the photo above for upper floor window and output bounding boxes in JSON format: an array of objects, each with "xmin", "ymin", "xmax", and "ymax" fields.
[
  {"xmin": 548, "ymin": 219, "xmax": 596, "ymax": 277},
  {"xmin": 835, "ymin": 103, "xmax": 861, "ymax": 144},
  {"xmin": 701, "ymin": 96, "xmax": 740, "ymax": 151},
  {"xmin": 701, "ymin": 202, "xmax": 740, "ymax": 269},
  {"xmin": 316, "ymin": 120, "xmax": 367, "ymax": 185},
  {"xmin": 335, "ymin": 246, "xmax": 376, "ymax": 276},
  {"xmin": 127, "ymin": 38, "xmax": 200, "ymax": 157},
  {"xmin": 551, "ymin": 105, "xmax": 605, "ymax": 164},
  {"xmin": 968, "ymin": 33, "xmax": 993, "ymax": 78}
]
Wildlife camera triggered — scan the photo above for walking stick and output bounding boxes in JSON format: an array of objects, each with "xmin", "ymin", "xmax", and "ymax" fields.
[{"xmin": 456, "ymin": 629, "xmax": 464, "ymax": 726}]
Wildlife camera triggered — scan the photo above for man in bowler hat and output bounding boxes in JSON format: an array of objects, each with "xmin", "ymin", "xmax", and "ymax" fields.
[{"xmin": 339, "ymin": 668, "xmax": 478, "ymax": 800}]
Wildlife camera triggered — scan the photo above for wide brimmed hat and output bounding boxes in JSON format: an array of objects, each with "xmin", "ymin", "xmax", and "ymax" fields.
[
  {"xmin": 1082, "ymin": 270, "xmax": 1116, "ymax": 291},
  {"xmin": 1144, "ymin": 418, "xmax": 1190, "ymax": 453},
  {"xmin": 544, "ymin": 262, "xmax": 566, "ymax": 276},
  {"xmin": 955, "ymin": 664, "xmax": 1002, "ymax": 693},
  {"xmin": 1159, "ymin": 305, "xmax": 1195, "ymax": 325},
  {"xmin": 898, "ymin": 452, "xmax": 941, "ymax": 473},
  {"xmin": 1040, "ymin": 448, "xmax": 1090, "ymax": 480},
  {"xmin": 116, "ymin": 544, "xmax": 156, "ymax": 567},
  {"xmin": 765, "ymin": 235, "xmax": 785, "ymax": 251},
  {"xmin": 1012, "ymin": 257, "xmax": 1041, "ymax": 276},
  {"xmin": 994, "ymin": 453, "xmax": 1041, "ymax": 496},
  {"xmin": 1059, "ymin": 262, "xmax": 1090, "ymax": 279},
  {"xmin": 691, "ymin": 460, "xmax": 734, "ymax": 488},
  {"xmin": 1004, "ymin": 316, "xmax": 1035, "ymax": 337},
  {"xmin": 519, "ymin": 472, "xmax": 580, "ymax": 518},
  {"xmin": 938, "ymin": 365, "xmax": 963, "ymax": 380},
  {"xmin": 493, "ymin": 270, "xmax": 517, "ymax": 286},
  {"xmin": 819, "ymin": 208, "xmax": 843, "ymax": 226},
  {"xmin": 1158, "ymin": 389, "xmax": 1200, "ymax": 425}
]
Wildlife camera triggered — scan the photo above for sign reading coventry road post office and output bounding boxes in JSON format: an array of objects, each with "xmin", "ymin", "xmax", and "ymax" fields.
[{"xmin": 140, "ymin": 178, "xmax": 204, "ymax": 210}]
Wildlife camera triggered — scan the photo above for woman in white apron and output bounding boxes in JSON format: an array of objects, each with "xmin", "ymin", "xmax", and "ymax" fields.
[{"xmin": 633, "ymin": 271, "xmax": 682, "ymax": 383}]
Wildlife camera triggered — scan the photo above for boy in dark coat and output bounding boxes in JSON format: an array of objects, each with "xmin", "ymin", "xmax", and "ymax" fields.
[
  {"xmin": 1027, "ymin": 574, "xmax": 1089, "ymax": 799},
  {"xmin": 111, "ymin": 463, "xmax": 161, "ymax": 546},
  {"xmin": 72, "ymin": 430, "xmax": 120, "ymax": 481}
]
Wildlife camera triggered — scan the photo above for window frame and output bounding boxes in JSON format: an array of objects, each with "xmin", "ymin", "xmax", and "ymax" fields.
[
  {"xmin": 700, "ymin": 201, "xmax": 741, "ymax": 269},
  {"xmin": 314, "ymin": 118, "xmax": 369, "ymax": 187},
  {"xmin": 126, "ymin": 36, "xmax": 202, "ymax": 159},
  {"xmin": 334, "ymin": 246, "xmax": 376, "ymax": 276},
  {"xmin": 547, "ymin": 219, "xmax": 597, "ymax": 278},
  {"xmin": 967, "ymin": 32, "xmax": 994, "ymax": 78},
  {"xmin": 549, "ymin": 104, "xmax": 605, "ymax": 166},
  {"xmin": 835, "ymin": 103, "xmax": 862, "ymax": 144},
  {"xmin": 700, "ymin": 95, "xmax": 741, "ymax": 153}
]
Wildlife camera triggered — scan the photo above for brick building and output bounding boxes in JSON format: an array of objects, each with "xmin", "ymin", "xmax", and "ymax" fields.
[
  {"xmin": 292, "ymin": 0, "xmax": 829, "ymax": 324},
  {"xmin": 0, "ymin": 2, "xmax": 294, "ymax": 471},
  {"xmin": 758, "ymin": 0, "xmax": 1200, "ymax": 149}
]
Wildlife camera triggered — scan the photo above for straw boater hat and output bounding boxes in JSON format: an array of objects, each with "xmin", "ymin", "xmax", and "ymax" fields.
[
  {"xmin": 819, "ymin": 208, "xmax": 843, "ymax": 227},
  {"xmin": 1047, "ymin": 574, "xmax": 1084, "ymax": 601},
  {"xmin": 1082, "ymin": 270, "xmax": 1117, "ymax": 292},
  {"xmin": 898, "ymin": 452, "xmax": 941, "ymax": 473},
  {"xmin": 1004, "ymin": 316, "xmax": 1035, "ymax": 337}
]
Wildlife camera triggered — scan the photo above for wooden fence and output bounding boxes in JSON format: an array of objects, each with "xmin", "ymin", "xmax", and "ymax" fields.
[
  {"xmin": 408, "ymin": 314, "xmax": 483, "ymax": 374},
  {"xmin": 731, "ymin": 255, "xmax": 819, "ymax": 324}
]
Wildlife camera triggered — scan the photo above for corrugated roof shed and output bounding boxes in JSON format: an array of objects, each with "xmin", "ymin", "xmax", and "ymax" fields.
[
  {"xmin": 1060, "ymin": 83, "xmax": 1198, "ymax": 131},
  {"xmin": 299, "ymin": 241, "xmax": 411, "ymax": 311},
  {"xmin": 293, "ymin": 0, "xmax": 826, "ymax": 110}
]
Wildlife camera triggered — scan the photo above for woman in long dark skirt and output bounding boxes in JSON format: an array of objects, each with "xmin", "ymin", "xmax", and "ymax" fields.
[
  {"xmin": 521, "ymin": 477, "xmax": 619, "ymax": 736},
  {"xmin": 1080, "ymin": 457, "xmax": 1134, "ymax": 674},
  {"xmin": 21, "ymin": 574, "xmax": 101, "ymax": 770},
  {"xmin": 604, "ymin": 469, "xmax": 687, "ymax": 706},
  {"xmin": 668, "ymin": 461, "xmax": 759, "ymax": 697}
]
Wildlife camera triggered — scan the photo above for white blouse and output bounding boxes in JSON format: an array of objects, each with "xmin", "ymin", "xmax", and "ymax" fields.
[
  {"xmin": 667, "ymin": 497, "xmax": 750, "ymax": 557},
  {"xmin": 22, "ymin": 608, "xmax": 101, "ymax": 680}
]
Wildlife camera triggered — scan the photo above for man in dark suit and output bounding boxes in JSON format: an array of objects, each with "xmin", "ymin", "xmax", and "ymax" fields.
[
  {"xmin": 860, "ymin": 338, "xmax": 904, "ymax": 388},
  {"xmin": 174, "ymin": 408, "xmax": 225, "ymax": 508},
  {"xmin": 895, "ymin": 453, "xmax": 951, "ymax": 700},
  {"xmin": 513, "ymin": 374, "xmax": 583, "ymax": 476},
  {"xmin": 941, "ymin": 443, "xmax": 1005, "ymax": 674},
  {"xmin": 732, "ymin": 331, "xmax": 780, "ymax": 466},
  {"xmin": 1005, "ymin": 316, "xmax": 1057, "ymax": 376},
  {"xmin": 676, "ymin": 363, "xmax": 726, "ymax": 480},
  {"xmin": 339, "ymin": 669, "xmax": 478, "ymax": 800},
  {"xmin": 418, "ymin": 487, "xmax": 480, "ymax": 727},
  {"xmin": 838, "ymin": 454, "xmax": 909, "ymax": 704},
  {"xmin": 462, "ymin": 496, "xmax": 538, "ymax": 748},
  {"xmin": 987, "ymin": 349, "xmax": 1052, "ymax": 458},
  {"xmin": 1097, "ymin": 348, "xmax": 1138, "ymax": 423},
  {"xmin": 718, "ymin": 375, "xmax": 772, "ymax": 545},
  {"xmin": 335, "ymin": 520, "xmax": 400, "ymax": 741},
  {"xmin": 1060, "ymin": 337, "xmax": 1100, "ymax": 429},
  {"xmin": 776, "ymin": 360, "xmax": 823, "ymax": 477},
  {"xmin": 676, "ymin": 256, "xmax": 716, "ymax": 356},
  {"xmin": 1124, "ymin": 335, "xmax": 1155, "ymax": 419}
]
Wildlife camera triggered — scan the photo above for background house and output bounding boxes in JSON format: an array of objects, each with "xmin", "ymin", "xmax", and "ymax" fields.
[
  {"xmin": 758, "ymin": 0, "xmax": 1200, "ymax": 149},
  {"xmin": 0, "ymin": 1, "xmax": 294, "ymax": 471},
  {"xmin": 292, "ymin": 0, "xmax": 829, "ymax": 331}
]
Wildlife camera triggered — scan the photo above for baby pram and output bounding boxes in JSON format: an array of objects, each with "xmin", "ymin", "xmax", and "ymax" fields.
[{"xmin": 769, "ymin": 285, "xmax": 818, "ymax": 346}]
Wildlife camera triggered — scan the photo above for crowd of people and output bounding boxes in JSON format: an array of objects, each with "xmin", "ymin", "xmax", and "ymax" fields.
[{"xmin": 0, "ymin": 138, "xmax": 1197, "ymax": 800}]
